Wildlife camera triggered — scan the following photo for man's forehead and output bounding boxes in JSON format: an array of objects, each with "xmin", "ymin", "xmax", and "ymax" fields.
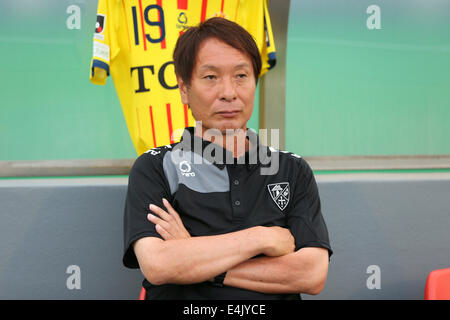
[
  {"xmin": 197, "ymin": 62, "xmax": 251, "ymax": 71},
  {"xmin": 194, "ymin": 38, "xmax": 252, "ymax": 68}
]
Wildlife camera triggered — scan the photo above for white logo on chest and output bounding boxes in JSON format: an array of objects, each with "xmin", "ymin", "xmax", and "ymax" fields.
[
  {"xmin": 179, "ymin": 160, "xmax": 195, "ymax": 177},
  {"xmin": 267, "ymin": 182, "xmax": 290, "ymax": 211}
]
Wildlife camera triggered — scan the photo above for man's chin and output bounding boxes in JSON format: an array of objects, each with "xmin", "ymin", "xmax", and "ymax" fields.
[
  {"xmin": 200, "ymin": 122, "xmax": 247, "ymax": 134},
  {"xmin": 214, "ymin": 127, "xmax": 248, "ymax": 137}
]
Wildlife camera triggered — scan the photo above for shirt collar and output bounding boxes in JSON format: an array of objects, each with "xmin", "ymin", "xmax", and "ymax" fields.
[{"xmin": 179, "ymin": 127, "xmax": 272, "ymax": 170}]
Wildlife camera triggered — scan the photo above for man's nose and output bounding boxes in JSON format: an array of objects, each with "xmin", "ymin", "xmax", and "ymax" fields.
[{"xmin": 219, "ymin": 77, "xmax": 237, "ymax": 101}]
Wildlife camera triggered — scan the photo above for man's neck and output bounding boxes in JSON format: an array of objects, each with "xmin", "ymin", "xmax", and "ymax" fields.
[{"xmin": 194, "ymin": 125, "xmax": 250, "ymax": 159}]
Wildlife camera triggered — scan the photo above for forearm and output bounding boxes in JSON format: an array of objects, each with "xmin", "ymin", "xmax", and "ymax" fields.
[
  {"xmin": 136, "ymin": 226, "xmax": 267, "ymax": 285},
  {"xmin": 224, "ymin": 247, "xmax": 329, "ymax": 295}
]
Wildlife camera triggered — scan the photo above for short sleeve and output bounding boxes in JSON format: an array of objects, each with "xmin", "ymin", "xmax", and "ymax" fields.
[
  {"xmin": 123, "ymin": 152, "xmax": 172, "ymax": 268},
  {"xmin": 90, "ymin": 0, "xmax": 111, "ymax": 85},
  {"xmin": 261, "ymin": 0, "xmax": 277, "ymax": 72},
  {"xmin": 286, "ymin": 158, "xmax": 333, "ymax": 259}
]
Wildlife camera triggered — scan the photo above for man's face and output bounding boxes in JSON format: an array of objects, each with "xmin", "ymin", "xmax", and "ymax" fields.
[{"xmin": 177, "ymin": 37, "xmax": 256, "ymax": 134}]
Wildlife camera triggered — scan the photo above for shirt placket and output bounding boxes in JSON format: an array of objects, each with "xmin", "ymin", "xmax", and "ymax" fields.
[{"xmin": 228, "ymin": 164, "xmax": 246, "ymax": 224}]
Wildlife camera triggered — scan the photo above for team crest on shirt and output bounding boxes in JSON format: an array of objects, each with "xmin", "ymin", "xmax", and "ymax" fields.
[
  {"xmin": 267, "ymin": 182, "xmax": 290, "ymax": 211},
  {"xmin": 95, "ymin": 14, "xmax": 106, "ymax": 34}
]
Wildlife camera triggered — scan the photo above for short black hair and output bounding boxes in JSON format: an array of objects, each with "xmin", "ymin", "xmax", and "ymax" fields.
[{"xmin": 173, "ymin": 17, "xmax": 262, "ymax": 85}]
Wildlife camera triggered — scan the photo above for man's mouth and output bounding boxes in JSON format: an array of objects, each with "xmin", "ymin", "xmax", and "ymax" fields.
[{"xmin": 216, "ymin": 110, "xmax": 240, "ymax": 118}]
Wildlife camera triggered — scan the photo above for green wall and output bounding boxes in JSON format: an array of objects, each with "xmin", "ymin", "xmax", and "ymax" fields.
[
  {"xmin": 1, "ymin": 0, "xmax": 449, "ymax": 161},
  {"xmin": 0, "ymin": 1, "xmax": 134, "ymax": 160},
  {"xmin": 286, "ymin": 0, "xmax": 450, "ymax": 156},
  {"xmin": 0, "ymin": 0, "xmax": 259, "ymax": 161}
]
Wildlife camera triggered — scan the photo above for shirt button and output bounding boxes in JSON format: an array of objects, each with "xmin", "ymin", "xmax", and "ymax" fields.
[
  {"xmin": 233, "ymin": 179, "xmax": 240, "ymax": 186},
  {"xmin": 234, "ymin": 200, "xmax": 241, "ymax": 206}
]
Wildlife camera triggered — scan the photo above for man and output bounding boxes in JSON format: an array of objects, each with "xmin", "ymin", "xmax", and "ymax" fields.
[{"xmin": 123, "ymin": 17, "xmax": 332, "ymax": 300}]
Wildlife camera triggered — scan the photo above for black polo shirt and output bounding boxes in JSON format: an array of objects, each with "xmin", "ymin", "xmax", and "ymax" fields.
[{"xmin": 123, "ymin": 127, "xmax": 332, "ymax": 300}]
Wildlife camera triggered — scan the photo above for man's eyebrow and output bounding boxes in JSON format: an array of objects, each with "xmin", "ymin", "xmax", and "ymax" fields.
[
  {"xmin": 198, "ymin": 62, "xmax": 251, "ymax": 71},
  {"xmin": 198, "ymin": 64, "xmax": 219, "ymax": 71},
  {"xmin": 233, "ymin": 62, "xmax": 251, "ymax": 70}
]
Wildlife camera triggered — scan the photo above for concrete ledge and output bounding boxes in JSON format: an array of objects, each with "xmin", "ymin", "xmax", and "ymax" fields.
[
  {"xmin": 1, "ymin": 155, "xmax": 450, "ymax": 177},
  {"xmin": 315, "ymin": 171, "xmax": 450, "ymax": 182},
  {"xmin": 0, "ymin": 159, "xmax": 134, "ymax": 177},
  {"xmin": 306, "ymin": 155, "xmax": 450, "ymax": 171}
]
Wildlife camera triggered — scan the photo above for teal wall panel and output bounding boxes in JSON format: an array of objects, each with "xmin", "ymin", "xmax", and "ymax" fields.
[
  {"xmin": 0, "ymin": 0, "xmax": 259, "ymax": 161},
  {"xmin": 1, "ymin": 1, "xmax": 448, "ymax": 160},
  {"xmin": 0, "ymin": 1, "xmax": 136, "ymax": 160},
  {"xmin": 286, "ymin": 0, "xmax": 450, "ymax": 156}
]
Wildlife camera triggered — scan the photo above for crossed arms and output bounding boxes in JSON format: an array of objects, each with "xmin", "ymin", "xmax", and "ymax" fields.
[{"xmin": 133, "ymin": 199, "xmax": 329, "ymax": 295}]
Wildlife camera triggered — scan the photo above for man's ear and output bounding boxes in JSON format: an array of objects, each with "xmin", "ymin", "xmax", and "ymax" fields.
[{"xmin": 177, "ymin": 76, "xmax": 189, "ymax": 105}]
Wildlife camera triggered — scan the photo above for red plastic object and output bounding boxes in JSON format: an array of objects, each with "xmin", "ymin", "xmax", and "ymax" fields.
[
  {"xmin": 425, "ymin": 268, "xmax": 450, "ymax": 300},
  {"xmin": 139, "ymin": 287, "xmax": 146, "ymax": 300}
]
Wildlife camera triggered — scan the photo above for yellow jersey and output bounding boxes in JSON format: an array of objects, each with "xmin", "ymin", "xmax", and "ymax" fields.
[{"xmin": 90, "ymin": 0, "xmax": 276, "ymax": 155}]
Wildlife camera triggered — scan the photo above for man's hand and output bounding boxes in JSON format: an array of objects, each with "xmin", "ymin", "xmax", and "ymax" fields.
[
  {"xmin": 147, "ymin": 198, "xmax": 191, "ymax": 240},
  {"xmin": 147, "ymin": 200, "xmax": 294, "ymax": 256},
  {"xmin": 137, "ymin": 201, "xmax": 299, "ymax": 286},
  {"xmin": 261, "ymin": 226, "xmax": 295, "ymax": 257}
]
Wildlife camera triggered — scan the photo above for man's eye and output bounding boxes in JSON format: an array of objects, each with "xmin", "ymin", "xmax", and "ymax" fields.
[
  {"xmin": 237, "ymin": 74, "xmax": 247, "ymax": 79},
  {"xmin": 204, "ymin": 75, "xmax": 216, "ymax": 80}
]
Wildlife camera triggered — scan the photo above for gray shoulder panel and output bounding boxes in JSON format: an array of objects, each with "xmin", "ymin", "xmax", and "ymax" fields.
[{"xmin": 162, "ymin": 149, "xmax": 229, "ymax": 195}]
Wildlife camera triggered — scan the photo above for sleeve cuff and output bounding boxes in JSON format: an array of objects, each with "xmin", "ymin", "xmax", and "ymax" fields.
[
  {"xmin": 90, "ymin": 59, "xmax": 110, "ymax": 85},
  {"xmin": 91, "ymin": 59, "xmax": 110, "ymax": 76},
  {"xmin": 295, "ymin": 241, "xmax": 333, "ymax": 260}
]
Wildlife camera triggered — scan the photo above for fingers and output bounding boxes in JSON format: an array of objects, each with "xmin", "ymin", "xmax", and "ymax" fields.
[
  {"xmin": 147, "ymin": 199, "xmax": 191, "ymax": 240},
  {"xmin": 154, "ymin": 224, "xmax": 173, "ymax": 240},
  {"xmin": 147, "ymin": 212, "xmax": 172, "ymax": 238},
  {"xmin": 162, "ymin": 198, "xmax": 184, "ymax": 226},
  {"xmin": 162, "ymin": 199, "xmax": 190, "ymax": 238},
  {"xmin": 149, "ymin": 199, "xmax": 183, "ymax": 229},
  {"xmin": 147, "ymin": 202, "xmax": 181, "ymax": 239},
  {"xmin": 149, "ymin": 203, "xmax": 173, "ymax": 223}
]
